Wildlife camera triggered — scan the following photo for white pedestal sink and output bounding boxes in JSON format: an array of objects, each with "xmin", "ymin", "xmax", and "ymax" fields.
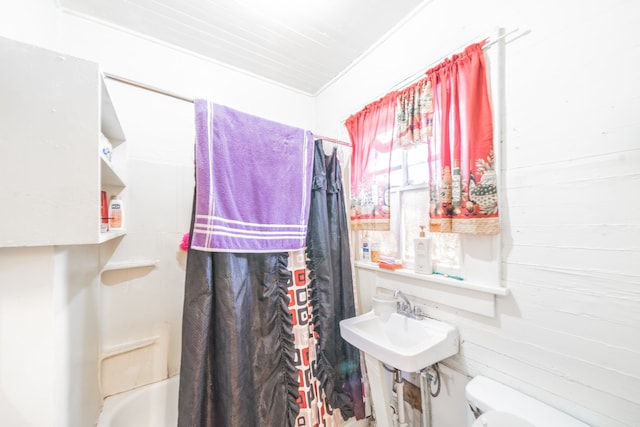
[
  {"xmin": 340, "ymin": 310, "xmax": 459, "ymax": 372},
  {"xmin": 340, "ymin": 309, "xmax": 459, "ymax": 426}
]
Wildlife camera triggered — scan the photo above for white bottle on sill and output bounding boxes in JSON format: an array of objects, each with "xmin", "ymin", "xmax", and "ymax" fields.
[{"xmin": 414, "ymin": 226, "xmax": 432, "ymax": 275}]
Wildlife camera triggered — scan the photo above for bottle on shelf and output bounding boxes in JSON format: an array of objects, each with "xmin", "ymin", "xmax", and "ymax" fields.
[
  {"xmin": 101, "ymin": 191, "xmax": 109, "ymax": 233},
  {"xmin": 109, "ymin": 196, "xmax": 124, "ymax": 230}
]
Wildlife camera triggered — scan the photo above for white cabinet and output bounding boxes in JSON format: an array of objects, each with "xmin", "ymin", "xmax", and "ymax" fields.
[{"xmin": 0, "ymin": 36, "xmax": 126, "ymax": 246}]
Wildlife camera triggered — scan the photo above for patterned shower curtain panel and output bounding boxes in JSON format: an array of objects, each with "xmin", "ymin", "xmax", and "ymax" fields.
[
  {"xmin": 289, "ymin": 140, "xmax": 365, "ymax": 426},
  {"xmin": 288, "ymin": 252, "xmax": 347, "ymax": 427}
]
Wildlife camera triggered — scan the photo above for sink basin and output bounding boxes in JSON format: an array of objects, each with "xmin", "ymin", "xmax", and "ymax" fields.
[{"xmin": 340, "ymin": 310, "xmax": 459, "ymax": 372}]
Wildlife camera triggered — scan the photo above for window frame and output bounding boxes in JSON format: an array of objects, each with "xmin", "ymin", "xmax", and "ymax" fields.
[{"xmin": 356, "ymin": 145, "xmax": 469, "ymax": 276}]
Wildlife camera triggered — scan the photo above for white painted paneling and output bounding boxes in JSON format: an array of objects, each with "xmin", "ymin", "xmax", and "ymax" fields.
[
  {"xmin": 457, "ymin": 343, "xmax": 636, "ymax": 427},
  {"xmin": 318, "ymin": 0, "xmax": 640, "ymax": 426},
  {"xmin": 57, "ymin": 0, "xmax": 426, "ymax": 95},
  {"xmin": 53, "ymin": 245, "xmax": 101, "ymax": 427},
  {"xmin": 0, "ymin": 0, "xmax": 59, "ymax": 48},
  {"xmin": 0, "ymin": 245, "xmax": 101, "ymax": 427},
  {"xmin": 55, "ymin": 1, "xmax": 318, "ymax": 397},
  {"xmin": 0, "ymin": 0, "xmax": 318, "ymax": 422},
  {"xmin": 57, "ymin": 11, "xmax": 317, "ymax": 131},
  {"xmin": 0, "ymin": 36, "xmax": 104, "ymax": 246},
  {"xmin": 458, "ymin": 318, "xmax": 639, "ymax": 401},
  {"xmin": 508, "ymin": 270, "xmax": 640, "ymax": 342},
  {"xmin": 1, "ymin": 0, "xmax": 638, "ymax": 426},
  {"xmin": 93, "ymin": 66, "xmax": 193, "ymax": 383},
  {"xmin": 0, "ymin": 247, "xmax": 56, "ymax": 427}
]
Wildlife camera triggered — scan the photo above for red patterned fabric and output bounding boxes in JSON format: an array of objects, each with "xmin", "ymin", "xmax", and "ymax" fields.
[
  {"xmin": 345, "ymin": 92, "xmax": 397, "ymax": 231},
  {"xmin": 287, "ymin": 252, "xmax": 351, "ymax": 427},
  {"xmin": 426, "ymin": 41, "xmax": 500, "ymax": 234},
  {"xmin": 395, "ymin": 78, "xmax": 433, "ymax": 148}
]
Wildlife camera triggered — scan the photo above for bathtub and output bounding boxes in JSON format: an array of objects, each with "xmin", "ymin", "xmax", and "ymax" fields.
[
  {"xmin": 97, "ymin": 376, "xmax": 179, "ymax": 427},
  {"xmin": 96, "ymin": 375, "xmax": 370, "ymax": 427}
]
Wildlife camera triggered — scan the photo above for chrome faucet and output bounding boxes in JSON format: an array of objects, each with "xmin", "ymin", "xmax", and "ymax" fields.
[
  {"xmin": 394, "ymin": 290, "xmax": 430, "ymax": 319},
  {"xmin": 394, "ymin": 290, "xmax": 412, "ymax": 314}
]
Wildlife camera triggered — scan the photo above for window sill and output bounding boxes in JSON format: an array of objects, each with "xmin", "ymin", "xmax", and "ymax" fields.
[
  {"xmin": 354, "ymin": 261, "xmax": 509, "ymax": 296},
  {"xmin": 354, "ymin": 261, "xmax": 509, "ymax": 317}
]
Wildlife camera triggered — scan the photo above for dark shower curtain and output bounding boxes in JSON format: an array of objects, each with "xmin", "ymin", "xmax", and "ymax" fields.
[
  {"xmin": 177, "ymin": 249, "xmax": 299, "ymax": 427},
  {"xmin": 306, "ymin": 140, "xmax": 365, "ymax": 420},
  {"xmin": 178, "ymin": 139, "xmax": 363, "ymax": 426}
]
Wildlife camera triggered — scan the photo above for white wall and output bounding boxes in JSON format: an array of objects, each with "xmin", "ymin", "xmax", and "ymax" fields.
[
  {"xmin": 52, "ymin": 246, "xmax": 101, "ymax": 426},
  {"xmin": 0, "ymin": 1, "xmax": 316, "ymax": 426},
  {"xmin": 316, "ymin": 1, "xmax": 640, "ymax": 426},
  {"xmin": 0, "ymin": 245, "xmax": 100, "ymax": 426},
  {"xmin": 2, "ymin": 0, "xmax": 639, "ymax": 426},
  {"xmin": 54, "ymin": 6, "xmax": 315, "ymax": 386},
  {"xmin": 57, "ymin": 11, "xmax": 316, "ymax": 130},
  {"xmin": 0, "ymin": 247, "xmax": 56, "ymax": 426}
]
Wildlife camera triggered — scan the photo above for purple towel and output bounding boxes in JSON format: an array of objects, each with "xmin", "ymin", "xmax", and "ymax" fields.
[{"xmin": 192, "ymin": 99, "xmax": 314, "ymax": 252}]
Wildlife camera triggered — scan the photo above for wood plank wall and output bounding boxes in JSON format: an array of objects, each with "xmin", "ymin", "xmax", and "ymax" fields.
[
  {"xmin": 325, "ymin": 1, "xmax": 640, "ymax": 426},
  {"xmin": 426, "ymin": 1, "xmax": 640, "ymax": 425}
]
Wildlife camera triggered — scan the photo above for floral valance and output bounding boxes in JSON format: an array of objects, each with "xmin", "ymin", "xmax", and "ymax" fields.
[{"xmin": 394, "ymin": 78, "xmax": 433, "ymax": 148}]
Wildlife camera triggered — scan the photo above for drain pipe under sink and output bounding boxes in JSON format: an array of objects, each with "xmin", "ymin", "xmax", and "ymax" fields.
[
  {"xmin": 419, "ymin": 363, "xmax": 441, "ymax": 427},
  {"xmin": 394, "ymin": 369, "xmax": 409, "ymax": 427},
  {"xmin": 419, "ymin": 370, "xmax": 431, "ymax": 427}
]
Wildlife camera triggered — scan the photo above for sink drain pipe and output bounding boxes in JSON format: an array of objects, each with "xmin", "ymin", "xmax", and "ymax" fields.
[
  {"xmin": 419, "ymin": 363, "xmax": 441, "ymax": 427},
  {"xmin": 394, "ymin": 369, "xmax": 409, "ymax": 427},
  {"xmin": 419, "ymin": 370, "xmax": 430, "ymax": 427},
  {"xmin": 384, "ymin": 363, "xmax": 441, "ymax": 427}
]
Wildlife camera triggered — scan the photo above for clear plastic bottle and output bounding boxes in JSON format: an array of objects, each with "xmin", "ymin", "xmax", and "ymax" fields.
[
  {"xmin": 109, "ymin": 196, "xmax": 124, "ymax": 230},
  {"xmin": 370, "ymin": 242, "xmax": 380, "ymax": 263},
  {"xmin": 362, "ymin": 233, "xmax": 371, "ymax": 262},
  {"xmin": 362, "ymin": 242, "xmax": 370, "ymax": 262}
]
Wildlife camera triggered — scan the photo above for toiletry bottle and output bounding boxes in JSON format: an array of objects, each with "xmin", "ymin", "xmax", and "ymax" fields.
[
  {"xmin": 100, "ymin": 191, "xmax": 109, "ymax": 233},
  {"xmin": 109, "ymin": 196, "xmax": 124, "ymax": 230},
  {"xmin": 100, "ymin": 133, "xmax": 113, "ymax": 162},
  {"xmin": 362, "ymin": 233, "xmax": 371, "ymax": 262},
  {"xmin": 370, "ymin": 241, "xmax": 380, "ymax": 263},
  {"xmin": 414, "ymin": 226, "xmax": 432, "ymax": 275}
]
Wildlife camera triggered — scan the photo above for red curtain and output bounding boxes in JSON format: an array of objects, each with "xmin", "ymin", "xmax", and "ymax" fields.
[
  {"xmin": 345, "ymin": 92, "xmax": 397, "ymax": 230},
  {"xmin": 427, "ymin": 41, "xmax": 500, "ymax": 234},
  {"xmin": 395, "ymin": 78, "xmax": 433, "ymax": 148}
]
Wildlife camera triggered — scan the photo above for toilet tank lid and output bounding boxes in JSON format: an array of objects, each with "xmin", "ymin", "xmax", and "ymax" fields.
[{"xmin": 465, "ymin": 376, "xmax": 590, "ymax": 427}]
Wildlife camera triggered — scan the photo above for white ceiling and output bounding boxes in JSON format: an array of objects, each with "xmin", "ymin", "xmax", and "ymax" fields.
[{"xmin": 58, "ymin": 0, "xmax": 426, "ymax": 95}]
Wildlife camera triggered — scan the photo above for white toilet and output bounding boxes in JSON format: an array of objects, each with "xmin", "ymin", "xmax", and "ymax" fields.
[{"xmin": 465, "ymin": 376, "xmax": 590, "ymax": 427}]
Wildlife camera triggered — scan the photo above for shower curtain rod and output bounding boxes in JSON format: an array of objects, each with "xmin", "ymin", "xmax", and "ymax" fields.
[
  {"xmin": 313, "ymin": 135, "xmax": 351, "ymax": 147},
  {"xmin": 104, "ymin": 72, "xmax": 194, "ymax": 103},
  {"xmin": 103, "ymin": 72, "xmax": 352, "ymax": 147}
]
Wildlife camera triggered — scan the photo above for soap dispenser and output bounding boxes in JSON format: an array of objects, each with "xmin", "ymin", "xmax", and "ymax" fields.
[{"xmin": 414, "ymin": 226, "xmax": 432, "ymax": 275}]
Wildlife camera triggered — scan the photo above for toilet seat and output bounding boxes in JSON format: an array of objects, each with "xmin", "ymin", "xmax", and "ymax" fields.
[{"xmin": 472, "ymin": 410, "xmax": 536, "ymax": 427}]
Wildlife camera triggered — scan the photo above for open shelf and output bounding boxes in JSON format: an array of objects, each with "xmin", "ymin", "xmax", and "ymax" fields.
[{"xmin": 101, "ymin": 259, "xmax": 159, "ymax": 273}]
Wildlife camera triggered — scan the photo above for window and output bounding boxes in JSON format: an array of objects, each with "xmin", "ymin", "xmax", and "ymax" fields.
[
  {"xmin": 357, "ymin": 144, "xmax": 464, "ymax": 277},
  {"xmin": 351, "ymin": 41, "xmax": 501, "ymax": 286}
]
